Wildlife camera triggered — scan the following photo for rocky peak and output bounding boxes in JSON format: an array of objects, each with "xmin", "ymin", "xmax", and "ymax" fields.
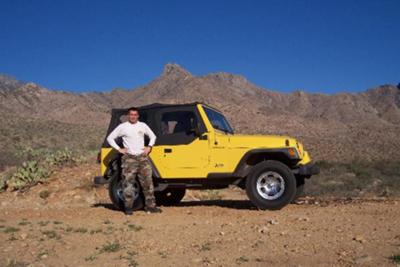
[
  {"xmin": 365, "ymin": 84, "xmax": 398, "ymax": 97},
  {"xmin": 162, "ymin": 63, "xmax": 192, "ymax": 80},
  {"xmin": 0, "ymin": 74, "xmax": 24, "ymax": 91}
]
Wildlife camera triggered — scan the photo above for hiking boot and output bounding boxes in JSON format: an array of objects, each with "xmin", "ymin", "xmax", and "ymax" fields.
[{"xmin": 144, "ymin": 206, "xmax": 162, "ymax": 213}]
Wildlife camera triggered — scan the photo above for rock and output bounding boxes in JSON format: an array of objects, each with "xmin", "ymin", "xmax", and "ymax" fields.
[
  {"xmin": 268, "ymin": 219, "xmax": 278, "ymax": 225},
  {"xmin": 258, "ymin": 226, "xmax": 269, "ymax": 233},
  {"xmin": 353, "ymin": 235, "xmax": 366, "ymax": 243},
  {"xmin": 338, "ymin": 251, "xmax": 347, "ymax": 257},
  {"xmin": 219, "ymin": 231, "xmax": 225, "ymax": 236},
  {"xmin": 354, "ymin": 255, "xmax": 372, "ymax": 264},
  {"xmin": 20, "ymin": 233, "xmax": 28, "ymax": 240},
  {"xmin": 193, "ymin": 258, "xmax": 202, "ymax": 263},
  {"xmin": 297, "ymin": 217, "xmax": 310, "ymax": 222}
]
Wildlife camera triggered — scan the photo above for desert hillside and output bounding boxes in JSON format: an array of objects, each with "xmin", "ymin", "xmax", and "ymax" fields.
[{"xmin": 1, "ymin": 64, "xmax": 400, "ymax": 170}]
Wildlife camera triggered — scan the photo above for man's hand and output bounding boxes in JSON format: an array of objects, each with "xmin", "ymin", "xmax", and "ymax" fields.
[
  {"xmin": 118, "ymin": 148, "xmax": 128, "ymax": 155},
  {"xmin": 143, "ymin": 146, "xmax": 152, "ymax": 156}
]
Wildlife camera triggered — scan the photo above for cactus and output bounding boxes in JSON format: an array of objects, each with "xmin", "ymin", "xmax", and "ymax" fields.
[
  {"xmin": 4, "ymin": 148, "xmax": 86, "ymax": 191},
  {"xmin": 45, "ymin": 148, "xmax": 84, "ymax": 166},
  {"xmin": 6, "ymin": 160, "xmax": 50, "ymax": 190}
]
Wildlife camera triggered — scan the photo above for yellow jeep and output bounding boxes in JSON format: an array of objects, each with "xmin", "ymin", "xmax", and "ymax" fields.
[{"xmin": 94, "ymin": 102, "xmax": 319, "ymax": 210}]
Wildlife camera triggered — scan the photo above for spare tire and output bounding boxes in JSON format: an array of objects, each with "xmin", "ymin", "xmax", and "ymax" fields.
[{"xmin": 108, "ymin": 171, "xmax": 144, "ymax": 211}]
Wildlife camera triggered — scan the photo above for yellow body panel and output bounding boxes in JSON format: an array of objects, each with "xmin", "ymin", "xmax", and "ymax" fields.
[{"xmin": 100, "ymin": 103, "xmax": 312, "ymax": 178}]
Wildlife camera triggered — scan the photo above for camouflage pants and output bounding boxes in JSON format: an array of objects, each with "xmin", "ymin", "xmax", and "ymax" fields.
[{"xmin": 121, "ymin": 153, "xmax": 156, "ymax": 209}]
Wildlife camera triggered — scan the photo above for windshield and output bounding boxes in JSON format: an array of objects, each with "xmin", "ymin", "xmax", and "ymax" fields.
[{"xmin": 203, "ymin": 107, "xmax": 234, "ymax": 134}]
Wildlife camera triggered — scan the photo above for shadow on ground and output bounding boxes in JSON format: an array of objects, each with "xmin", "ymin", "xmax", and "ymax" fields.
[
  {"xmin": 93, "ymin": 199, "xmax": 257, "ymax": 211},
  {"xmin": 177, "ymin": 199, "xmax": 257, "ymax": 210}
]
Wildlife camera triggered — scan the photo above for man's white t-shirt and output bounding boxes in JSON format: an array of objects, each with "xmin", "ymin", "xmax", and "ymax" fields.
[{"xmin": 106, "ymin": 121, "xmax": 157, "ymax": 155}]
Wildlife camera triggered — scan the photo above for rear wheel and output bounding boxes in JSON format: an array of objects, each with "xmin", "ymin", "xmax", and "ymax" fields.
[
  {"xmin": 246, "ymin": 160, "xmax": 296, "ymax": 210},
  {"xmin": 108, "ymin": 171, "xmax": 144, "ymax": 211},
  {"xmin": 155, "ymin": 188, "xmax": 186, "ymax": 206}
]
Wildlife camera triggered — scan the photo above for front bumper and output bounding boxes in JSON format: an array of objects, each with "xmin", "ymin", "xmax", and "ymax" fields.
[{"xmin": 293, "ymin": 162, "xmax": 320, "ymax": 177}]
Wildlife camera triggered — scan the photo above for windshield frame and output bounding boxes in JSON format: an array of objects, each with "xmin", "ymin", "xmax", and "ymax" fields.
[{"xmin": 203, "ymin": 106, "xmax": 234, "ymax": 134}]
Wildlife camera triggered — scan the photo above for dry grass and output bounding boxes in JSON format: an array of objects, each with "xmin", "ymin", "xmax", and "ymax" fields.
[{"xmin": 305, "ymin": 160, "xmax": 400, "ymax": 198}]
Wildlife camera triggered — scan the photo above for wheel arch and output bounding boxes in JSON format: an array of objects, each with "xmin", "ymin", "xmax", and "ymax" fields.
[{"xmin": 233, "ymin": 149, "xmax": 298, "ymax": 178}]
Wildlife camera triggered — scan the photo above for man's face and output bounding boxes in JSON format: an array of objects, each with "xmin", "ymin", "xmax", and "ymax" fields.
[{"xmin": 128, "ymin": 110, "xmax": 139, "ymax": 123}]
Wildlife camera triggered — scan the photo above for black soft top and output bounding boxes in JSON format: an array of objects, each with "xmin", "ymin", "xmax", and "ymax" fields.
[
  {"xmin": 102, "ymin": 102, "xmax": 221, "ymax": 148},
  {"xmin": 110, "ymin": 102, "xmax": 221, "ymax": 114}
]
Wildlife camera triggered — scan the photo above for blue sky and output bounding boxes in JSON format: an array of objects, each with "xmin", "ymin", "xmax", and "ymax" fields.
[{"xmin": 0, "ymin": 0, "xmax": 399, "ymax": 93}]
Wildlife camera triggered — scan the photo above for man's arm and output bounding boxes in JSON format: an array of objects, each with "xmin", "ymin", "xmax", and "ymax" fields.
[
  {"xmin": 143, "ymin": 123, "xmax": 156, "ymax": 155},
  {"xmin": 144, "ymin": 123, "xmax": 157, "ymax": 147},
  {"xmin": 106, "ymin": 125, "xmax": 122, "ymax": 151}
]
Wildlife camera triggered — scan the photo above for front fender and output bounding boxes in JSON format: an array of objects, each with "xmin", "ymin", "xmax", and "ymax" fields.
[{"xmin": 233, "ymin": 148, "xmax": 300, "ymax": 177}]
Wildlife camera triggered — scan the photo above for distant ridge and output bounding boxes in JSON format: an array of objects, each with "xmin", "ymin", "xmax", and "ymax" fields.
[{"xmin": 0, "ymin": 63, "xmax": 399, "ymax": 165}]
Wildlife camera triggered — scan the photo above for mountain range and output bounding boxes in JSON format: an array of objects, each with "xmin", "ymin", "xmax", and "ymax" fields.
[{"xmin": 0, "ymin": 63, "xmax": 399, "ymax": 169}]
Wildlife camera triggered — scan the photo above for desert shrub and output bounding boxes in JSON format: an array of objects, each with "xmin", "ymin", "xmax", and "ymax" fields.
[
  {"xmin": 39, "ymin": 190, "xmax": 50, "ymax": 199},
  {"xmin": 304, "ymin": 159, "xmax": 400, "ymax": 198},
  {"xmin": 6, "ymin": 161, "xmax": 50, "ymax": 190},
  {"xmin": 346, "ymin": 159, "xmax": 372, "ymax": 178},
  {"xmin": 315, "ymin": 160, "xmax": 334, "ymax": 169},
  {"xmin": 2, "ymin": 148, "xmax": 89, "ymax": 191},
  {"xmin": 374, "ymin": 161, "xmax": 400, "ymax": 176},
  {"xmin": 14, "ymin": 146, "xmax": 45, "ymax": 162},
  {"xmin": 44, "ymin": 148, "xmax": 84, "ymax": 167},
  {"xmin": 0, "ymin": 176, "xmax": 6, "ymax": 192}
]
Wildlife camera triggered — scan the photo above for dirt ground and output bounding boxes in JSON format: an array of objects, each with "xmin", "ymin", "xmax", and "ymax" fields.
[{"xmin": 0, "ymin": 163, "xmax": 399, "ymax": 267}]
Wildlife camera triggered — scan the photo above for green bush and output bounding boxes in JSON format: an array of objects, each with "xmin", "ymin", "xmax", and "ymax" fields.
[
  {"xmin": 346, "ymin": 159, "xmax": 372, "ymax": 178},
  {"xmin": 14, "ymin": 146, "xmax": 44, "ymax": 162},
  {"xmin": 0, "ymin": 175, "xmax": 6, "ymax": 192},
  {"xmin": 304, "ymin": 159, "xmax": 400, "ymax": 198},
  {"xmin": 2, "ymin": 148, "xmax": 89, "ymax": 191},
  {"xmin": 6, "ymin": 160, "xmax": 50, "ymax": 190},
  {"xmin": 45, "ymin": 148, "xmax": 82, "ymax": 166}
]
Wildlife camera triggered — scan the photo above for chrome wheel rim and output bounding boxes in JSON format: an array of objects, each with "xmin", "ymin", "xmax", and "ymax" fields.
[
  {"xmin": 256, "ymin": 171, "xmax": 285, "ymax": 200},
  {"xmin": 116, "ymin": 179, "xmax": 140, "ymax": 201}
]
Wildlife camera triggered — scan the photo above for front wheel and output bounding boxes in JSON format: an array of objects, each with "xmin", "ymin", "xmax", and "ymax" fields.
[
  {"xmin": 108, "ymin": 171, "xmax": 144, "ymax": 211},
  {"xmin": 246, "ymin": 160, "xmax": 296, "ymax": 210}
]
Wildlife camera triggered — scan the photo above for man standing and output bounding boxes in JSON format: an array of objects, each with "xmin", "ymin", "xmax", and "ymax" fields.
[{"xmin": 107, "ymin": 107, "xmax": 161, "ymax": 215}]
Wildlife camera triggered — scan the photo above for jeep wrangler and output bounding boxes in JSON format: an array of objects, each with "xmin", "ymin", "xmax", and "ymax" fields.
[{"xmin": 94, "ymin": 102, "xmax": 319, "ymax": 210}]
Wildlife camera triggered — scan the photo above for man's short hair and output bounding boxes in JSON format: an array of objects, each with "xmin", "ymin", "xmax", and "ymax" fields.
[{"xmin": 127, "ymin": 107, "xmax": 139, "ymax": 114}]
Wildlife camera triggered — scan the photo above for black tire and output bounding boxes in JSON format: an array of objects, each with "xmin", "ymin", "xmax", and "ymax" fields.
[
  {"xmin": 245, "ymin": 160, "xmax": 296, "ymax": 210},
  {"xmin": 108, "ymin": 171, "xmax": 144, "ymax": 211},
  {"xmin": 155, "ymin": 188, "xmax": 186, "ymax": 206}
]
